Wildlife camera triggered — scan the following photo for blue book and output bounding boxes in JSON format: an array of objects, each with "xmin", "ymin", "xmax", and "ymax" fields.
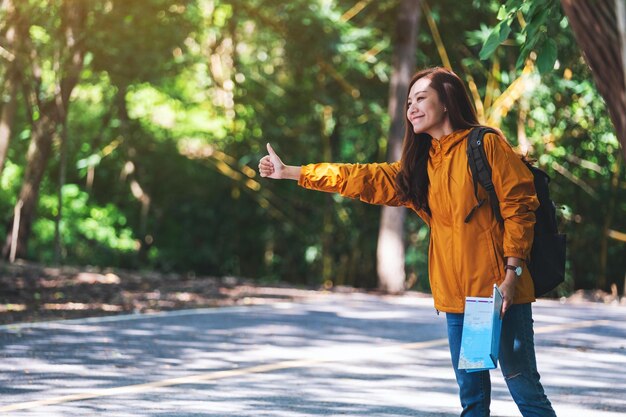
[{"xmin": 458, "ymin": 285, "xmax": 503, "ymax": 372}]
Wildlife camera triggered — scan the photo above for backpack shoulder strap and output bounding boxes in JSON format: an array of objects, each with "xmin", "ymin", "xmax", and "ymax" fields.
[{"xmin": 465, "ymin": 127, "xmax": 503, "ymax": 223}]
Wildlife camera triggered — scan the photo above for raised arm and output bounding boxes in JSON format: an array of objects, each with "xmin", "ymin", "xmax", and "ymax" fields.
[
  {"xmin": 258, "ymin": 143, "xmax": 403, "ymax": 207},
  {"xmin": 298, "ymin": 161, "xmax": 403, "ymax": 206}
]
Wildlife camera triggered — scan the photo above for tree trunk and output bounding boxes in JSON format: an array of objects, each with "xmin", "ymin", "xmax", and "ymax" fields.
[
  {"xmin": 0, "ymin": 73, "xmax": 18, "ymax": 176},
  {"xmin": 617, "ymin": 0, "xmax": 626, "ymax": 91},
  {"xmin": 2, "ymin": 107, "xmax": 57, "ymax": 259},
  {"xmin": 54, "ymin": 117, "xmax": 68, "ymax": 264},
  {"xmin": 2, "ymin": 0, "xmax": 86, "ymax": 260},
  {"xmin": 561, "ymin": 0, "xmax": 626, "ymax": 158},
  {"xmin": 320, "ymin": 105, "xmax": 335, "ymax": 286},
  {"xmin": 377, "ymin": 0, "xmax": 421, "ymax": 294},
  {"xmin": 598, "ymin": 156, "xmax": 621, "ymax": 290},
  {"xmin": 0, "ymin": 0, "xmax": 21, "ymax": 176},
  {"xmin": 114, "ymin": 84, "xmax": 153, "ymax": 262}
]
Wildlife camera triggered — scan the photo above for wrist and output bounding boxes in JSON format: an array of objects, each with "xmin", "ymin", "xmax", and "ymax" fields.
[
  {"xmin": 504, "ymin": 270, "xmax": 517, "ymax": 281},
  {"xmin": 504, "ymin": 264, "xmax": 523, "ymax": 277},
  {"xmin": 505, "ymin": 256, "xmax": 523, "ymax": 267},
  {"xmin": 283, "ymin": 165, "xmax": 301, "ymax": 180}
]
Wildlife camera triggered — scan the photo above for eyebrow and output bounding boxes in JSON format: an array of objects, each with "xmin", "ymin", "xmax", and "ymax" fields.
[{"xmin": 408, "ymin": 90, "xmax": 428, "ymax": 99}]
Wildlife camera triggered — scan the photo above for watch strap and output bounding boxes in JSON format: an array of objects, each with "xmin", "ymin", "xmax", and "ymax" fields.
[{"xmin": 504, "ymin": 265, "xmax": 522, "ymax": 276}]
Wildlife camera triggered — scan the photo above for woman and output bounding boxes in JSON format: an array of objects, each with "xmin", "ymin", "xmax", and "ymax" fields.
[{"xmin": 258, "ymin": 67, "xmax": 556, "ymax": 417}]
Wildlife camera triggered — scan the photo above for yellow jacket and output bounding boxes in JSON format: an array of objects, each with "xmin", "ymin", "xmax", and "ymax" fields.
[{"xmin": 298, "ymin": 128, "xmax": 539, "ymax": 313}]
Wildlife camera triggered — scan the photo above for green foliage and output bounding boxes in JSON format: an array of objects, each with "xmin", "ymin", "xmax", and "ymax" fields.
[
  {"xmin": 519, "ymin": 72, "xmax": 625, "ymax": 290},
  {"xmin": 85, "ymin": 0, "xmax": 200, "ymax": 86},
  {"xmin": 479, "ymin": 0, "xmax": 563, "ymax": 73},
  {"xmin": 31, "ymin": 185, "xmax": 138, "ymax": 265},
  {"xmin": 479, "ymin": 19, "xmax": 513, "ymax": 61},
  {"xmin": 0, "ymin": 162, "xmax": 23, "ymax": 225},
  {"xmin": 1, "ymin": 0, "xmax": 623, "ymax": 294}
]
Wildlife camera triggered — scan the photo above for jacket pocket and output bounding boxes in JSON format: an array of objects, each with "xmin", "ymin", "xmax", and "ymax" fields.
[{"xmin": 486, "ymin": 230, "xmax": 504, "ymax": 281}]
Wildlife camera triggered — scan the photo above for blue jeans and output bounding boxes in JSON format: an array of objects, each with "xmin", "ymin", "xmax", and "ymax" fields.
[{"xmin": 446, "ymin": 303, "xmax": 556, "ymax": 417}]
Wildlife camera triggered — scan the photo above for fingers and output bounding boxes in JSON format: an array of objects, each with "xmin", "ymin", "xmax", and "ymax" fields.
[
  {"xmin": 500, "ymin": 297, "xmax": 512, "ymax": 318},
  {"xmin": 259, "ymin": 167, "xmax": 274, "ymax": 177},
  {"xmin": 258, "ymin": 155, "xmax": 274, "ymax": 177},
  {"xmin": 259, "ymin": 144, "xmax": 281, "ymax": 178},
  {"xmin": 259, "ymin": 157, "xmax": 273, "ymax": 169},
  {"xmin": 266, "ymin": 142, "xmax": 277, "ymax": 157}
]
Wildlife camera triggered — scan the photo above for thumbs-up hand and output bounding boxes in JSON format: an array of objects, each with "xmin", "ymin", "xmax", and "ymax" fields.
[{"xmin": 259, "ymin": 143, "xmax": 286, "ymax": 179}]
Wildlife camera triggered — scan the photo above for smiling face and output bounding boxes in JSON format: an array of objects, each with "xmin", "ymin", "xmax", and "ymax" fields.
[{"xmin": 406, "ymin": 77, "xmax": 451, "ymax": 139}]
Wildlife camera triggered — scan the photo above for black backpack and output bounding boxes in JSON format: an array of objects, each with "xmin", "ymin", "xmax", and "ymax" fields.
[{"xmin": 465, "ymin": 127, "xmax": 566, "ymax": 297}]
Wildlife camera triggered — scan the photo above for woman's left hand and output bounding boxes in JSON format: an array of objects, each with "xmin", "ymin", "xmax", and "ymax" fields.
[{"xmin": 498, "ymin": 273, "xmax": 517, "ymax": 317}]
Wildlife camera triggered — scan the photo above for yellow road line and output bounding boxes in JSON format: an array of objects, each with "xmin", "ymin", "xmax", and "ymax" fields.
[
  {"xmin": 0, "ymin": 318, "xmax": 610, "ymax": 412},
  {"xmin": 0, "ymin": 359, "xmax": 328, "ymax": 412},
  {"xmin": 396, "ymin": 337, "xmax": 449, "ymax": 350}
]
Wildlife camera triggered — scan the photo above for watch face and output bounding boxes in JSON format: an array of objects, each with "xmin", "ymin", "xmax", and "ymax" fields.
[{"xmin": 515, "ymin": 266, "xmax": 523, "ymax": 276}]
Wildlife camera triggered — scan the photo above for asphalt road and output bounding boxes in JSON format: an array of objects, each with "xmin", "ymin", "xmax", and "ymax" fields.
[{"xmin": 0, "ymin": 293, "xmax": 625, "ymax": 416}]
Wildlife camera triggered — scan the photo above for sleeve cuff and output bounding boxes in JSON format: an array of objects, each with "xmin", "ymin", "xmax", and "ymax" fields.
[
  {"xmin": 297, "ymin": 165, "xmax": 308, "ymax": 187},
  {"xmin": 503, "ymin": 250, "xmax": 529, "ymax": 261}
]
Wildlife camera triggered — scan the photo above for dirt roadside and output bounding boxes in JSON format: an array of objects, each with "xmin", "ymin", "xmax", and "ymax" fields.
[
  {"xmin": 1, "ymin": 261, "xmax": 623, "ymax": 325},
  {"xmin": 0, "ymin": 261, "xmax": 333, "ymax": 325}
]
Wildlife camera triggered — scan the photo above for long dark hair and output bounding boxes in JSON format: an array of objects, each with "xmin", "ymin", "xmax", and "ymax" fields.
[{"xmin": 395, "ymin": 67, "xmax": 480, "ymax": 213}]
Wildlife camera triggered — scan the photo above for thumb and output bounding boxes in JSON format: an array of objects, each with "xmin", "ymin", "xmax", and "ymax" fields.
[{"xmin": 266, "ymin": 143, "xmax": 278, "ymax": 157}]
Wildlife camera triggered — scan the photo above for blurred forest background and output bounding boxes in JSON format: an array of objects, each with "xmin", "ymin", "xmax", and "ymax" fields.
[{"xmin": 0, "ymin": 0, "xmax": 624, "ymax": 299}]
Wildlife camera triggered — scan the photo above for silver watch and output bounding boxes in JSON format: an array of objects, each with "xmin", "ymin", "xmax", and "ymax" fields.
[{"xmin": 505, "ymin": 265, "xmax": 523, "ymax": 277}]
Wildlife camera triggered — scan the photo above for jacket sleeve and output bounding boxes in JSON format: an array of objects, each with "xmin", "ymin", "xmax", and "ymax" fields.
[
  {"xmin": 298, "ymin": 161, "xmax": 404, "ymax": 207},
  {"xmin": 483, "ymin": 132, "xmax": 539, "ymax": 260}
]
